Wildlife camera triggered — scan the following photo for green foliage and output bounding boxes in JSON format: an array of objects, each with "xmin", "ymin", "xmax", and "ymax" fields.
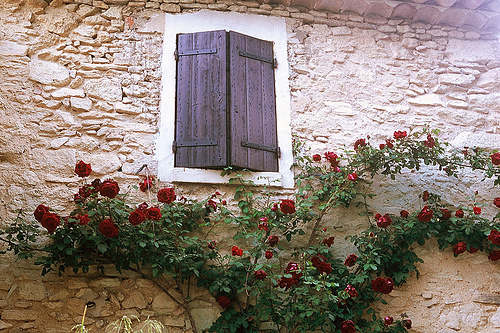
[{"xmin": 2, "ymin": 129, "xmax": 500, "ymax": 333}]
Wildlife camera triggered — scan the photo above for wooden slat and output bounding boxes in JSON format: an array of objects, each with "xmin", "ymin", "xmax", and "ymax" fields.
[
  {"xmin": 175, "ymin": 30, "xmax": 227, "ymax": 168},
  {"xmin": 229, "ymin": 31, "xmax": 278, "ymax": 172}
]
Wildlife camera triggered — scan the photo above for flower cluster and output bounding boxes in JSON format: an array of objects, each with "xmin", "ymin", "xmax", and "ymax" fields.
[{"xmin": 371, "ymin": 277, "xmax": 394, "ymax": 294}]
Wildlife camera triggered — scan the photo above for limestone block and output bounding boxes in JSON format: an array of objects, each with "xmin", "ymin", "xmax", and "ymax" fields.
[
  {"xmin": 152, "ymin": 292, "xmax": 184, "ymax": 316},
  {"xmin": 0, "ymin": 320, "xmax": 13, "ymax": 331},
  {"xmin": 450, "ymin": 132, "xmax": 500, "ymax": 150},
  {"xmin": 46, "ymin": 8, "xmax": 79, "ymax": 36},
  {"xmin": 71, "ymin": 97, "xmax": 93, "ymax": 112},
  {"xmin": 85, "ymin": 78, "xmax": 122, "ymax": 102},
  {"xmin": 76, "ymin": 4, "xmax": 99, "ymax": 18},
  {"xmin": 122, "ymin": 290, "xmax": 148, "ymax": 309},
  {"xmin": 477, "ymin": 68, "xmax": 500, "ymax": 90},
  {"xmin": 49, "ymin": 137, "xmax": 70, "ymax": 149},
  {"xmin": 1, "ymin": 310, "xmax": 38, "ymax": 321},
  {"xmin": 469, "ymin": 93, "xmax": 500, "ymax": 111},
  {"xmin": 438, "ymin": 73, "xmax": 476, "ymax": 87},
  {"xmin": 72, "ymin": 25, "xmax": 97, "ymax": 38},
  {"xmin": 83, "ymin": 153, "xmax": 121, "ymax": 175},
  {"xmin": 191, "ymin": 307, "xmax": 221, "ymax": 331},
  {"xmin": 408, "ymin": 94, "xmax": 444, "ymax": 106},
  {"xmin": 52, "ymin": 88, "xmax": 85, "ymax": 99},
  {"xmin": 84, "ymin": 15, "xmax": 111, "ymax": 25},
  {"xmin": 115, "ymin": 102, "xmax": 142, "ymax": 115},
  {"xmin": 101, "ymin": 6, "xmax": 123, "ymax": 20},
  {"xmin": 29, "ymin": 57, "xmax": 70, "ymax": 87},
  {"xmin": 18, "ymin": 282, "xmax": 47, "ymax": 301},
  {"xmin": 49, "ymin": 289, "xmax": 70, "ymax": 301},
  {"xmin": 0, "ymin": 41, "xmax": 29, "ymax": 56}
]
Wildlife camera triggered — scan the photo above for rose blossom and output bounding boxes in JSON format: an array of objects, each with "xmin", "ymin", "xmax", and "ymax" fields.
[
  {"xmin": 344, "ymin": 254, "xmax": 358, "ymax": 267},
  {"xmin": 324, "ymin": 151, "xmax": 338, "ymax": 162},
  {"xmin": 139, "ymin": 177, "xmax": 154, "ymax": 192},
  {"xmin": 473, "ymin": 206, "xmax": 481, "ymax": 215},
  {"xmin": 206, "ymin": 199, "xmax": 217, "ymax": 212},
  {"xmin": 440, "ymin": 209, "xmax": 451, "ymax": 220},
  {"xmin": 345, "ymin": 284, "xmax": 358, "ymax": 298},
  {"xmin": 353, "ymin": 138, "xmax": 366, "ymax": 151},
  {"xmin": 417, "ymin": 205, "xmax": 433, "ymax": 222},
  {"xmin": 34, "ymin": 204, "xmax": 50, "ymax": 222},
  {"xmin": 312, "ymin": 154, "xmax": 321, "ymax": 162},
  {"xmin": 404, "ymin": 319, "xmax": 412, "ymax": 329},
  {"xmin": 394, "ymin": 131, "xmax": 407, "ymax": 139},
  {"xmin": 348, "ymin": 173, "xmax": 358, "ymax": 182},
  {"xmin": 40, "ymin": 212, "xmax": 60, "ymax": 234},
  {"xmin": 423, "ymin": 134, "xmax": 435, "ymax": 148},
  {"xmin": 468, "ymin": 246, "xmax": 478, "ymax": 254},
  {"xmin": 157, "ymin": 187, "xmax": 176, "ymax": 204},
  {"xmin": 271, "ymin": 203, "xmax": 279, "ymax": 211},
  {"xmin": 258, "ymin": 222, "xmax": 269, "ymax": 232},
  {"xmin": 268, "ymin": 235, "xmax": 279, "ymax": 247},
  {"xmin": 265, "ymin": 250, "xmax": 273, "ymax": 259},
  {"xmin": 455, "ymin": 209, "xmax": 464, "ymax": 218},
  {"xmin": 376, "ymin": 214, "xmax": 392, "ymax": 228},
  {"xmin": 231, "ymin": 246, "xmax": 243, "ymax": 256},
  {"xmin": 339, "ymin": 320, "xmax": 355, "ymax": 333},
  {"xmin": 489, "ymin": 250, "xmax": 500, "ymax": 261},
  {"xmin": 129, "ymin": 209, "xmax": 146, "ymax": 226},
  {"xmin": 145, "ymin": 207, "xmax": 162, "ymax": 221},
  {"xmin": 491, "ymin": 152, "xmax": 500, "ymax": 166},
  {"xmin": 207, "ymin": 240, "xmax": 216, "ymax": 249},
  {"xmin": 280, "ymin": 199, "xmax": 296, "ymax": 214},
  {"xmin": 77, "ymin": 214, "xmax": 89, "ymax": 226},
  {"xmin": 400, "ymin": 210, "xmax": 409, "ymax": 218},
  {"xmin": 453, "ymin": 242, "xmax": 467, "ymax": 255},
  {"xmin": 75, "ymin": 160, "xmax": 92, "ymax": 177},
  {"xmin": 384, "ymin": 316, "xmax": 394, "ymax": 326},
  {"xmin": 100, "ymin": 179, "xmax": 120, "ymax": 199},
  {"xmin": 494, "ymin": 198, "xmax": 500, "ymax": 208},
  {"xmin": 278, "ymin": 262, "xmax": 302, "ymax": 290},
  {"xmin": 254, "ymin": 269, "xmax": 268, "ymax": 280},
  {"xmin": 488, "ymin": 230, "xmax": 500, "ymax": 245},
  {"xmin": 323, "ymin": 236, "xmax": 335, "ymax": 248},
  {"xmin": 216, "ymin": 295, "xmax": 231, "ymax": 309},
  {"xmin": 99, "ymin": 218, "xmax": 119, "ymax": 238},
  {"xmin": 371, "ymin": 277, "xmax": 394, "ymax": 294},
  {"xmin": 311, "ymin": 255, "xmax": 332, "ymax": 275},
  {"xmin": 422, "ymin": 190, "xmax": 430, "ymax": 202}
]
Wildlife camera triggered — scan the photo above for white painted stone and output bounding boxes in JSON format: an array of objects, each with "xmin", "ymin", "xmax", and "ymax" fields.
[
  {"xmin": 440, "ymin": 311, "xmax": 461, "ymax": 330},
  {"xmin": 49, "ymin": 137, "xmax": 69, "ymax": 149},
  {"xmin": 477, "ymin": 68, "xmax": 500, "ymax": 90},
  {"xmin": 84, "ymin": 78, "xmax": 122, "ymax": 102},
  {"xmin": 447, "ymin": 100, "xmax": 469, "ymax": 109},
  {"xmin": 29, "ymin": 57, "xmax": 70, "ymax": 86},
  {"xmin": 115, "ymin": 102, "xmax": 141, "ymax": 115},
  {"xmin": 450, "ymin": 132, "xmax": 500, "ymax": 150},
  {"xmin": 51, "ymin": 88, "xmax": 85, "ymax": 99},
  {"xmin": 101, "ymin": 6, "xmax": 123, "ymax": 20},
  {"xmin": 0, "ymin": 41, "xmax": 28, "ymax": 56},
  {"xmin": 408, "ymin": 94, "xmax": 444, "ymax": 106},
  {"xmin": 71, "ymin": 25, "xmax": 97, "ymax": 38},
  {"xmin": 84, "ymin": 153, "xmax": 121, "ymax": 175},
  {"xmin": 330, "ymin": 26, "xmax": 352, "ymax": 35}
]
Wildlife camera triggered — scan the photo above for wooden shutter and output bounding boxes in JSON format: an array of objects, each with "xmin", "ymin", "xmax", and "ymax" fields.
[
  {"xmin": 228, "ymin": 31, "xmax": 279, "ymax": 172},
  {"xmin": 174, "ymin": 30, "xmax": 227, "ymax": 168}
]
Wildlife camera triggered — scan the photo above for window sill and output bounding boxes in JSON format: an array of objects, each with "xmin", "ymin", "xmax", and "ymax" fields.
[{"xmin": 171, "ymin": 168, "xmax": 294, "ymax": 189}]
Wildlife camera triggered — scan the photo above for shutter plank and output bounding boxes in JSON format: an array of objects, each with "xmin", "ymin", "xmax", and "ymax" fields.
[
  {"xmin": 175, "ymin": 30, "xmax": 227, "ymax": 168},
  {"xmin": 229, "ymin": 31, "xmax": 278, "ymax": 172}
]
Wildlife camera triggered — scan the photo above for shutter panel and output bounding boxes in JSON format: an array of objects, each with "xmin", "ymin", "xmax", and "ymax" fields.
[
  {"xmin": 175, "ymin": 30, "xmax": 227, "ymax": 168},
  {"xmin": 228, "ymin": 31, "xmax": 279, "ymax": 172}
]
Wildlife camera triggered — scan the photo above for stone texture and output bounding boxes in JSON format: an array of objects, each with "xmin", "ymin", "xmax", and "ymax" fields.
[
  {"xmin": 85, "ymin": 78, "xmax": 123, "ymax": 102},
  {"xmin": 29, "ymin": 57, "xmax": 71, "ymax": 86}
]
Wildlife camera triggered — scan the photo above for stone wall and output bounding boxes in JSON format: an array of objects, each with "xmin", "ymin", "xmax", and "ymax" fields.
[{"xmin": 0, "ymin": 0, "xmax": 499, "ymax": 332}]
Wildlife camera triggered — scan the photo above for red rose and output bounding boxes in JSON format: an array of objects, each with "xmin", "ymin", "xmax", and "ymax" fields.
[
  {"xmin": 488, "ymin": 230, "xmax": 500, "ymax": 245},
  {"xmin": 231, "ymin": 246, "xmax": 243, "ymax": 256},
  {"xmin": 371, "ymin": 277, "xmax": 394, "ymax": 294},
  {"xmin": 129, "ymin": 209, "xmax": 146, "ymax": 226},
  {"xmin": 34, "ymin": 204, "xmax": 50, "ymax": 222},
  {"xmin": 139, "ymin": 177, "xmax": 154, "ymax": 192},
  {"xmin": 376, "ymin": 214, "xmax": 392, "ymax": 228},
  {"xmin": 417, "ymin": 205, "xmax": 433, "ymax": 222},
  {"xmin": 384, "ymin": 316, "xmax": 394, "ymax": 326},
  {"xmin": 278, "ymin": 262, "xmax": 302, "ymax": 290},
  {"xmin": 206, "ymin": 199, "xmax": 217, "ymax": 212},
  {"xmin": 423, "ymin": 134, "xmax": 435, "ymax": 148},
  {"xmin": 268, "ymin": 235, "xmax": 279, "ymax": 247},
  {"xmin": 491, "ymin": 152, "xmax": 500, "ymax": 165},
  {"xmin": 494, "ymin": 198, "xmax": 500, "ymax": 208},
  {"xmin": 455, "ymin": 209, "xmax": 464, "ymax": 218},
  {"xmin": 138, "ymin": 202, "xmax": 148, "ymax": 210},
  {"xmin": 473, "ymin": 206, "xmax": 481, "ymax": 215},
  {"xmin": 468, "ymin": 246, "xmax": 478, "ymax": 253},
  {"xmin": 271, "ymin": 203, "xmax": 279, "ymax": 211},
  {"xmin": 354, "ymin": 138, "xmax": 366, "ymax": 151},
  {"xmin": 379, "ymin": 143, "xmax": 385, "ymax": 149},
  {"xmin": 207, "ymin": 240, "xmax": 216, "ymax": 249},
  {"xmin": 453, "ymin": 242, "xmax": 467, "ymax": 255},
  {"xmin": 344, "ymin": 254, "xmax": 358, "ymax": 267},
  {"xmin": 385, "ymin": 139, "xmax": 394, "ymax": 148},
  {"xmin": 260, "ymin": 217, "xmax": 268, "ymax": 223},
  {"xmin": 145, "ymin": 207, "xmax": 162, "ymax": 221},
  {"xmin": 265, "ymin": 250, "xmax": 273, "ymax": 259},
  {"xmin": 99, "ymin": 218, "xmax": 119, "ymax": 238},
  {"xmin": 40, "ymin": 212, "xmax": 60, "ymax": 234},
  {"xmin": 324, "ymin": 152, "xmax": 338, "ymax": 162},
  {"xmin": 280, "ymin": 199, "xmax": 295, "ymax": 214},
  {"xmin": 311, "ymin": 255, "xmax": 332, "ymax": 275},
  {"xmin": 440, "ymin": 209, "xmax": 451, "ymax": 220},
  {"xmin": 100, "ymin": 179, "xmax": 120, "ymax": 199},
  {"xmin": 157, "ymin": 187, "xmax": 176, "ymax": 204},
  {"xmin": 75, "ymin": 160, "xmax": 92, "ymax": 177},
  {"xmin": 312, "ymin": 154, "xmax": 321, "ymax": 162},
  {"xmin": 348, "ymin": 173, "xmax": 358, "ymax": 182},
  {"xmin": 400, "ymin": 210, "xmax": 409, "ymax": 218},
  {"xmin": 254, "ymin": 269, "xmax": 268, "ymax": 280},
  {"xmin": 394, "ymin": 131, "xmax": 407, "ymax": 139},
  {"xmin": 422, "ymin": 190, "xmax": 430, "ymax": 201},
  {"xmin": 489, "ymin": 250, "xmax": 500, "ymax": 261},
  {"xmin": 345, "ymin": 284, "xmax": 358, "ymax": 298},
  {"xmin": 77, "ymin": 214, "xmax": 89, "ymax": 225},
  {"xmin": 323, "ymin": 236, "xmax": 335, "ymax": 247},
  {"xmin": 216, "ymin": 295, "xmax": 231, "ymax": 309},
  {"xmin": 258, "ymin": 222, "xmax": 269, "ymax": 232},
  {"xmin": 404, "ymin": 319, "xmax": 412, "ymax": 329},
  {"xmin": 340, "ymin": 320, "xmax": 356, "ymax": 333}
]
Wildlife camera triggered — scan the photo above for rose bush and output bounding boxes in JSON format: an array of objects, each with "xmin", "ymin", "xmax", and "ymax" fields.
[{"xmin": 2, "ymin": 128, "xmax": 500, "ymax": 333}]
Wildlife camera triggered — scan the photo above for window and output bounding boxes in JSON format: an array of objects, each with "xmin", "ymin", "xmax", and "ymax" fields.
[{"xmin": 158, "ymin": 11, "xmax": 293, "ymax": 188}]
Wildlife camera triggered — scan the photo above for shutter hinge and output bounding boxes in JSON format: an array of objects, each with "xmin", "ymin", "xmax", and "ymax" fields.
[
  {"xmin": 238, "ymin": 51, "xmax": 274, "ymax": 66},
  {"xmin": 174, "ymin": 50, "xmax": 178, "ymax": 61},
  {"xmin": 241, "ymin": 141, "xmax": 281, "ymax": 158}
]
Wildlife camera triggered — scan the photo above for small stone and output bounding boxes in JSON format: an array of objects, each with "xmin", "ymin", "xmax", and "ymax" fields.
[
  {"xmin": 52, "ymin": 88, "xmax": 85, "ymax": 99},
  {"xmin": 408, "ymin": 94, "xmax": 444, "ymax": 106},
  {"xmin": 0, "ymin": 320, "xmax": 13, "ymax": 330},
  {"xmin": 71, "ymin": 97, "xmax": 92, "ymax": 112},
  {"xmin": 1, "ymin": 310, "xmax": 38, "ymax": 321}
]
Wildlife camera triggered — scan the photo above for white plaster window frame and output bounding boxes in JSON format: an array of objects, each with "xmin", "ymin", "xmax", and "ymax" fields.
[{"xmin": 157, "ymin": 10, "xmax": 294, "ymax": 189}]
